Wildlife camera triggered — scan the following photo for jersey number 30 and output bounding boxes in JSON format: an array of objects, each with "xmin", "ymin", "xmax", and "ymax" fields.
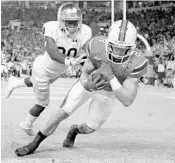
[{"xmin": 57, "ymin": 47, "xmax": 77, "ymax": 57}]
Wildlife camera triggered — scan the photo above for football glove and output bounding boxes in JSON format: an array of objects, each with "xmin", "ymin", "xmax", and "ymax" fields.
[
  {"xmin": 64, "ymin": 57, "xmax": 78, "ymax": 66},
  {"xmin": 97, "ymin": 61, "xmax": 114, "ymax": 81},
  {"xmin": 65, "ymin": 54, "xmax": 87, "ymax": 67},
  {"xmin": 76, "ymin": 53, "xmax": 87, "ymax": 66}
]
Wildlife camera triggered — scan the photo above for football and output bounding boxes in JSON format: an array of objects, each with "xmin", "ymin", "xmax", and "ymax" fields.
[{"xmin": 90, "ymin": 71, "xmax": 103, "ymax": 81}]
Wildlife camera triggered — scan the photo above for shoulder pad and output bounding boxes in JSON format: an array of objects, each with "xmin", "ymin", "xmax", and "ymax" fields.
[
  {"xmin": 90, "ymin": 36, "xmax": 106, "ymax": 50},
  {"xmin": 81, "ymin": 24, "xmax": 92, "ymax": 35},
  {"xmin": 43, "ymin": 21, "xmax": 59, "ymax": 41},
  {"xmin": 43, "ymin": 21, "xmax": 58, "ymax": 34},
  {"xmin": 84, "ymin": 36, "xmax": 106, "ymax": 59}
]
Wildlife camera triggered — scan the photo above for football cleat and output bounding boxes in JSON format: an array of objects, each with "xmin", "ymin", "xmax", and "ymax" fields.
[
  {"xmin": 63, "ymin": 124, "xmax": 79, "ymax": 148},
  {"xmin": 15, "ymin": 134, "xmax": 42, "ymax": 156},
  {"xmin": 15, "ymin": 145, "xmax": 33, "ymax": 157},
  {"xmin": 5, "ymin": 76, "xmax": 21, "ymax": 98},
  {"xmin": 19, "ymin": 122, "xmax": 37, "ymax": 136}
]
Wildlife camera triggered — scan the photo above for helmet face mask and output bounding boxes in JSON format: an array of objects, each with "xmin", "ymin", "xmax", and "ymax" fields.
[
  {"xmin": 107, "ymin": 41, "xmax": 131, "ymax": 64},
  {"xmin": 58, "ymin": 3, "xmax": 82, "ymax": 37},
  {"xmin": 64, "ymin": 19, "xmax": 81, "ymax": 35},
  {"xmin": 107, "ymin": 20, "xmax": 137, "ymax": 64}
]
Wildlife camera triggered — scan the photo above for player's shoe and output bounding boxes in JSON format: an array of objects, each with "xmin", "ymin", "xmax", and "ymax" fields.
[
  {"xmin": 15, "ymin": 134, "xmax": 42, "ymax": 156},
  {"xmin": 63, "ymin": 124, "xmax": 79, "ymax": 148},
  {"xmin": 5, "ymin": 76, "xmax": 21, "ymax": 98},
  {"xmin": 19, "ymin": 122, "xmax": 37, "ymax": 136}
]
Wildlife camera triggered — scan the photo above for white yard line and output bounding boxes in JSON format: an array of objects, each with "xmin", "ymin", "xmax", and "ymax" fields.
[
  {"xmin": 1, "ymin": 95, "xmax": 64, "ymax": 100},
  {"xmin": 143, "ymin": 91, "xmax": 175, "ymax": 100}
]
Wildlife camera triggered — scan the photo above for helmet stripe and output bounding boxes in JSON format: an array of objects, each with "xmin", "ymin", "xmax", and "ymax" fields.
[{"xmin": 118, "ymin": 20, "xmax": 128, "ymax": 42}]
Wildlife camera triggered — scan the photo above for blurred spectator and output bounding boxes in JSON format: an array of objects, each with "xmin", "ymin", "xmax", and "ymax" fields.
[
  {"xmin": 1, "ymin": 2, "xmax": 175, "ymax": 84},
  {"xmin": 157, "ymin": 60, "xmax": 166, "ymax": 86},
  {"xmin": 166, "ymin": 68, "xmax": 174, "ymax": 88}
]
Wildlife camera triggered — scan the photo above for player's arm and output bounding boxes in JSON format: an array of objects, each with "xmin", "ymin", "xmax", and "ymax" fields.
[
  {"xmin": 80, "ymin": 57, "xmax": 106, "ymax": 92},
  {"xmin": 111, "ymin": 58, "xmax": 147, "ymax": 107},
  {"xmin": 96, "ymin": 61, "xmax": 141, "ymax": 107},
  {"xmin": 45, "ymin": 36, "xmax": 67, "ymax": 64},
  {"xmin": 110, "ymin": 77, "xmax": 139, "ymax": 107},
  {"xmin": 80, "ymin": 57, "xmax": 95, "ymax": 90},
  {"xmin": 43, "ymin": 23, "xmax": 75, "ymax": 66}
]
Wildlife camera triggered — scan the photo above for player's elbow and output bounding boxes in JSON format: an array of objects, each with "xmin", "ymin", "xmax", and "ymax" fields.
[
  {"xmin": 50, "ymin": 55, "xmax": 57, "ymax": 61},
  {"xmin": 46, "ymin": 45, "xmax": 57, "ymax": 60},
  {"xmin": 47, "ymin": 50, "xmax": 58, "ymax": 62},
  {"xmin": 122, "ymin": 97, "xmax": 134, "ymax": 107},
  {"xmin": 123, "ymin": 101, "xmax": 132, "ymax": 107}
]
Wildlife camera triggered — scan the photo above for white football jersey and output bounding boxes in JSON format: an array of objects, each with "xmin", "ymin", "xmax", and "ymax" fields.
[{"xmin": 34, "ymin": 21, "xmax": 92, "ymax": 79}]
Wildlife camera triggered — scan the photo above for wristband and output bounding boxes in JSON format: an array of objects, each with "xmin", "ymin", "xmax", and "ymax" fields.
[
  {"xmin": 109, "ymin": 77, "xmax": 121, "ymax": 90},
  {"xmin": 64, "ymin": 57, "xmax": 70, "ymax": 66}
]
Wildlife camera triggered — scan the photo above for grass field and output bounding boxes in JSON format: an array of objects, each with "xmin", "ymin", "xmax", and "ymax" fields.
[{"xmin": 1, "ymin": 78, "xmax": 175, "ymax": 163}]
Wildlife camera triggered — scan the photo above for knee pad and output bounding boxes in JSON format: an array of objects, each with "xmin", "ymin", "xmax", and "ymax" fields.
[
  {"xmin": 24, "ymin": 77, "xmax": 33, "ymax": 87},
  {"xmin": 78, "ymin": 122, "xmax": 95, "ymax": 134},
  {"xmin": 29, "ymin": 104, "xmax": 45, "ymax": 117}
]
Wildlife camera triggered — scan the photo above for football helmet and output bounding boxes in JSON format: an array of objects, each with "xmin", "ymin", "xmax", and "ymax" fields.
[
  {"xmin": 106, "ymin": 20, "xmax": 137, "ymax": 64},
  {"xmin": 57, "ymin": 3, "xmax": 82, "ymax": 37}
]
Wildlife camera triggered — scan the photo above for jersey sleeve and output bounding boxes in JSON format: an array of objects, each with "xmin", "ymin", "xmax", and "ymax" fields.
[
  {"xmin": 131, "ymin": 59, "xmax": 148, "ymax": 78},
  {"xmin": 130, "ymin": 51, "xmax": 148, "ymax": 78},
  {"xmin": 43, "ymin": 22, "xmax": 57, "ymax": 42}
]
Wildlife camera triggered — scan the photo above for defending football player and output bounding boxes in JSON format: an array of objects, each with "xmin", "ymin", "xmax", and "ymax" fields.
[
  {"xmin": 14, "ymin": 20, "xmax": 149, "ymax": 156},
  {"xmin": 5, "ymin": 3, "xmax": 92, "ymax": 136}
]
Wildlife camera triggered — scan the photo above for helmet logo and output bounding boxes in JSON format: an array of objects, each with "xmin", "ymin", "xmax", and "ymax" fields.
[
  {"xmin": 71, "ymin": 13, "xmax": 78, "ymax": 17},
  {"xmin": 94, "ymin": 56, "xmax": 101, "ymax": 61}
]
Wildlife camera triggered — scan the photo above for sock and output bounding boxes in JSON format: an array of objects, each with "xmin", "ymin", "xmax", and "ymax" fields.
[
  {"xmin": 37, "ymin": 131, "xmax": 47, "ymax": 140},
  {"xmin": 25, "ymin": 113, "xmax": 37, "ymax": 126},
  {"xmin": 24, "ymin": 77, "xmax": 33, "ymax": 87},
  {"xmin": 76, "ymin": 126, "xmax": 81, "ymax": 134},
  {"xmin": 27, "ymin": 131, "xmax": 47, "ymax": 153}
]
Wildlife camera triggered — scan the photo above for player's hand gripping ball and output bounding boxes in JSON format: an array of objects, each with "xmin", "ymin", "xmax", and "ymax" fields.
[
  {"xmin": 90, "ymin": 70, "xmax": 109, "ymax": 90},
  {"xmin": 90, "ymin": 71, "xmax": 102, "ymax": 81},
  {"xmin": 97, "ymin": 61, "xmax": 114, "ymax": 81}
]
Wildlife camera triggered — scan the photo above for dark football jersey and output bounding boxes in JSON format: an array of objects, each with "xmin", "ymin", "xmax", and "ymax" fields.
[{"xmin": 85, "ymin": 36, "xmax": 148, "ymax": 91}]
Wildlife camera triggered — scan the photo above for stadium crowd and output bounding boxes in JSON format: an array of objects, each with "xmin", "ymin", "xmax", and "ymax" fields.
[{"xmin": 1, "ymin": 2, "xmax": 175, "ymax": 88}]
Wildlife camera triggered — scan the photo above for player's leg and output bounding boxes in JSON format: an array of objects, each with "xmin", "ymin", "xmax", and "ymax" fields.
[
  {"xmin": 5, "ymin": 76, "xmax": 32, "ymax": 98},
  {"xmin": 19, "ymin": 70, "xmax": 50, "ymax": 136},
  {"xmin": 38, "ymin": 78, "xmax": 91, "ymax": 136},
  {"xmin": 4, "ymin": 56, "xmax": 43, "ymax": 98},
  {"xmin": 63, "ymin": 92, "xmax": 115, "ymax": 148},
  {"xmin": 4, "ymin": 66, "xmax": 8, "ymax": 81},
  {"xmin": 40, "ymin": 81, "xmax": 91, "ymax": 136},
  {"xmin": 19, "ymin": 104, "xmax": 46, "ymax": 136},
  {"xmin": 14, "ymin": 81, "xmax": 90, "ymax": 156}
]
